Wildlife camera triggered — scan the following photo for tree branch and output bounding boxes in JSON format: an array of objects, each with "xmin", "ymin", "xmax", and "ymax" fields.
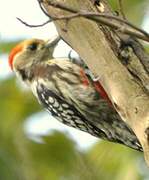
[
  {"xmin": 19, "ymin": 0, "xmax": 149, "ymax": 43},
  {"xmin": 41, "ymin": 0, "xmax": 149, "ymax": 166},
  {"xmin": 39, "ymin": 0, "xmax": 149, "ymax": 43}
]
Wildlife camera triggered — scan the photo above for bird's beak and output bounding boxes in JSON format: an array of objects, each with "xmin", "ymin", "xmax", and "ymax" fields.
[{"xmin": 45, "ymin": 35, "xmax": 61, "ymax": 48}]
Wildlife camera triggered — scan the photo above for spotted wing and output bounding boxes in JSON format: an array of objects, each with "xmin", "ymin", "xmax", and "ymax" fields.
[
  {"xmin": 36, "ymin": 83, "xmax": 143, "ymax": 152},
  {"xmin": 36, "ymin": 83, "xmax": 107, "ymax": 138}
]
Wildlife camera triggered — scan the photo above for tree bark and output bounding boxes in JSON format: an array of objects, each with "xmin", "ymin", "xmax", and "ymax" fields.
[{"xmin": 42, "ymin": 0, "xmax": 149, "ymax": 165}]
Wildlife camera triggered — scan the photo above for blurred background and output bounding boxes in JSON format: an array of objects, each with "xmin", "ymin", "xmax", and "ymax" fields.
[{"xmin": 0, "ymin": 0, "xmax": 149, "ymax": 179}]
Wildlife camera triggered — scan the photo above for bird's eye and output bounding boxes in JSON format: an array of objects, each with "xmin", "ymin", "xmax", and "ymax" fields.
[{"xmin": 28, "ymin": 43, "xmax": 38, "ymax": 51}]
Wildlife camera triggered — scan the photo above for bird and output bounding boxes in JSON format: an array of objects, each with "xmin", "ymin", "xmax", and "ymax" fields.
[{"xmin": 8, "ymin": 36, "xmax": 142, "ymax": 151}]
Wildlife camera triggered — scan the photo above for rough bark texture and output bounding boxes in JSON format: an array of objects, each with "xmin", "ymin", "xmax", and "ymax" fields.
[{"xmin": 42, "ymin": 0, "xmax": 149, "ymax": 165}]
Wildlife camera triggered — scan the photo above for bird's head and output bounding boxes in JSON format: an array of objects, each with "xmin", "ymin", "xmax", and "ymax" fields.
[
  {"xmin": 9, "ymin": 39, "xmax": 48, "ymax": 72},
  {"xmin": 8, "ymin": 36, "xmax": 60, "ymax": 72}
]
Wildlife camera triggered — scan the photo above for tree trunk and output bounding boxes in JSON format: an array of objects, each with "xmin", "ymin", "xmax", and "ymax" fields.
[{"xmin": 42, "ymin": 0, "xmax": 149, "ymax": 165}]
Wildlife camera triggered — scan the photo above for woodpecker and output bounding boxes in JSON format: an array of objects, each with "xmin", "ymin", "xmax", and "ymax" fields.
[{"xmin": 8, "ymin": 37, "xmax": 142, "ymax": 151}]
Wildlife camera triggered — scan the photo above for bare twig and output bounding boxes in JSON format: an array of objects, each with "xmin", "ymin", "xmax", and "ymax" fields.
[
  {"xmin": 43, "ymin": 1, "xmax": 149, "ymax": 43},
  {"xmin": 37, "ymin": 0, "xmax": 50, "ymax": 18},
  {"xmin": 19, "ymin": 0, "xmax": 149, "ymax": 43},
  {"xmin": 118, "ymin": 0, "xmax": 126, "ymax": 19},
  {"xmin": 17, "ymin": 17, "xmax": 50, "ymax": 28}
]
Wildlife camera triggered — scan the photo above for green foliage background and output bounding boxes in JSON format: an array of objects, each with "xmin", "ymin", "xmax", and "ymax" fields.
[{"xmin": 0, "ymin": 0, "xmax": 149, "ymax": 179}]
